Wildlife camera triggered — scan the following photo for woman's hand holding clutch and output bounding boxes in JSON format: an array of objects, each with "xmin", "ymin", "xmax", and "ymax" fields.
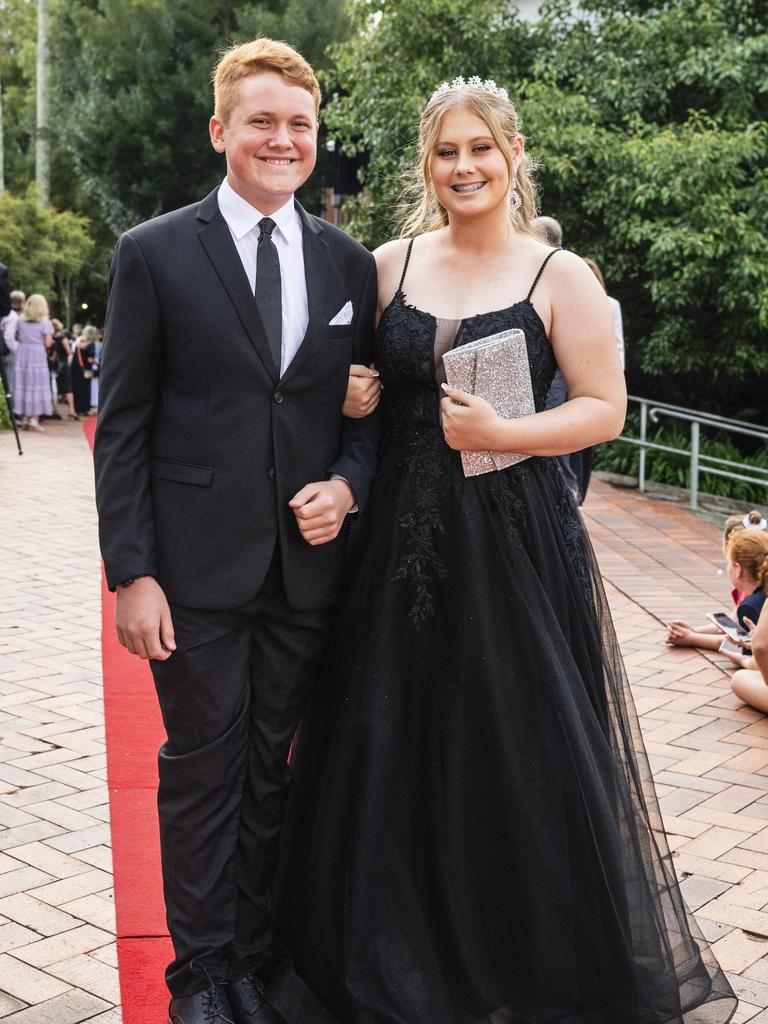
[{"xmin": 440, "ymin": 384, "xmax": 506, "ymax": 452}]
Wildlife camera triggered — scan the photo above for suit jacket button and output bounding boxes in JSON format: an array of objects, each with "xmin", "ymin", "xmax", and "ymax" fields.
[
  {"xmin": 273, "ymin": 391, "xmax": 284, "ymax": 404},
  {"xmin": 268, "ymin": 467, "xmax": 276, "ymax": 481}
]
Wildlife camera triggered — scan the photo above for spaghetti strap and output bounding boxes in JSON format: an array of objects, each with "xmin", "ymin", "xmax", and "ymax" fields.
[
  {"xmin": 397, "ymin": 238, "xmax": 416, "ymax": 293},
  {"xmin": 526, "ymin": 247, "xmax": 561, "ymax": 302}
]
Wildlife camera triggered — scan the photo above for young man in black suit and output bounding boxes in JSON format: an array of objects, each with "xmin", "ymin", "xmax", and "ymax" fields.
[{"xmin": 94, "ymin": 39, "xmax": 379, "ymax": 1024}]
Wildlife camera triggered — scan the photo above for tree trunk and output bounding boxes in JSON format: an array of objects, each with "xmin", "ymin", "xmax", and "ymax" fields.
[{"xmin": 36, "ymin": 0, "xmax": 50, "ymax": 205}]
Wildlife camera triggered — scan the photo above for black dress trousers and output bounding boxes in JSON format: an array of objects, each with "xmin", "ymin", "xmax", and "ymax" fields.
[{"xmin": 149, "ymin": 549, "xmax": 331, "ymax": 997}]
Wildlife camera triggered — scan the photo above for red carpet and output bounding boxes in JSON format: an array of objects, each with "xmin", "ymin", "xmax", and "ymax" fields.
[{"xmin": 85, "ymin": 417, "xmax": 172, "ymax": 1023}]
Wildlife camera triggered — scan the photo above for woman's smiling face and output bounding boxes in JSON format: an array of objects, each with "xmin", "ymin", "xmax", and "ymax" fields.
[{"xmin": 427, "ymin": 106, "xmax": 521, "ymax": 221}]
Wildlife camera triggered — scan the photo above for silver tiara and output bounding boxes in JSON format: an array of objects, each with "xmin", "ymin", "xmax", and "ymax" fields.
[{"xmin": 430, "ymin": 75, "xmax": 509, "ymax": 104}]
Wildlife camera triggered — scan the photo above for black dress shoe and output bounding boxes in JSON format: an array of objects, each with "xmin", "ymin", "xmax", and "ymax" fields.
[
  {"xmin": 168, "ymin": 987, "xmax": 235, "ymax": 1023},
  {"xmin": 227, "ymin": 972, "xmax": 287, "ymax": 1024}
]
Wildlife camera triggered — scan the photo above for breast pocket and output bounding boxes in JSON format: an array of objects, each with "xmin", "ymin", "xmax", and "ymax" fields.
[
  {"xmin": 150, "ymin": 458, "xmax": 214, "ymax": 487},
  {"xmin": 326, "ymin": 325, "xmax": 352, "ymax": 342}
]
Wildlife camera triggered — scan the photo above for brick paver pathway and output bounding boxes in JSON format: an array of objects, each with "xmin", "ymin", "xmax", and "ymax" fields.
[
  {"xmin": 0, "ymin": 420, "xmax": 119, "ymax": 1023},
  {"xmin": 2, "ymin": 418, "xmax": 768, "ymax": 1022}
]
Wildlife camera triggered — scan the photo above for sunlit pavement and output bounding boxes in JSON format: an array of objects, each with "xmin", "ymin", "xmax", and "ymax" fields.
[{"xmin": 2, "ymin": 419, "xmax": 768, "ymax": 1021}]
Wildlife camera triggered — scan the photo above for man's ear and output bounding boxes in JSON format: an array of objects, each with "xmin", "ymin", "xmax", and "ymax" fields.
[{"xmin": 209, "ymin": 115, "xmax": 226, "ymax": 154}]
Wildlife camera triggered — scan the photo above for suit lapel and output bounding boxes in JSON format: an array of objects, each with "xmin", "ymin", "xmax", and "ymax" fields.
[
  {"xmin": 278, "ymin": 202, "xmax": 330, "ymax": 386},
  {"xmin": 195, "ymin": 188, "xmax": 278, "ymax": 384}
]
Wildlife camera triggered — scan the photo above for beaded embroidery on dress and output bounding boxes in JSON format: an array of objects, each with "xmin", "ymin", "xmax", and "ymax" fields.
[{"xmin": 273, "ymin": 243, "xmax": 737, "ymax": 1024}]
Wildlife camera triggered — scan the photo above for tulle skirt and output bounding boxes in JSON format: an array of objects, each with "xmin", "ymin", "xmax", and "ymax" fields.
[{"xmin": 272, "ymin": 438, "xmax": 736, "ymax": 1024}]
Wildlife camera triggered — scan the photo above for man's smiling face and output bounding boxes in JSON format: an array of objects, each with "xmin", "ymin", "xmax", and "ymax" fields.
[{"xmin": 210, "ymin": 70, "xmax": 318, "ymax": 213}]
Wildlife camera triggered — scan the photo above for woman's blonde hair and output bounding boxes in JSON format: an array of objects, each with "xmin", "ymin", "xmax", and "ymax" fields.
[
  {"xmin": 212, "ymin": 38, "xmax": 321, "ymax": 125},
  {"xmin": 727, "ymin": 526, "xmax": 768, "ymax": 591},
  {"xmin": 399, "ymin": 86, "xmax": 538, "ymax": 238},
  {"xmin": 81, "ymin": 325, "xmax": 98, "ymax": 343},
  {"xmin": 23, "ymin": 294, "xmax": 49, "ymax": 322}
]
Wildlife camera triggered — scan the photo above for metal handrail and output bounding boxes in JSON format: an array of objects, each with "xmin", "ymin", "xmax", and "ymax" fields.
[{"xmin": 614, "ymin": 396, "xmax": 768, "ymax": 510}]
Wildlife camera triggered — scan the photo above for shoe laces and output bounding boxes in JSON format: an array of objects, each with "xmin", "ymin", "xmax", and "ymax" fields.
[
  {"xmin": 191, "ymin": 961, "xmax": 234, "ymax": 1024},
  {"xmin": 238, "ymin": 972, "xmax": 265, "ymax": 1005}
]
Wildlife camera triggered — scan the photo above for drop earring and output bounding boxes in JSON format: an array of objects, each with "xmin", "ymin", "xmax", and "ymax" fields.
[{"xmin": 510, "ymin": 176, "xmax": 522, "ymax": 213}]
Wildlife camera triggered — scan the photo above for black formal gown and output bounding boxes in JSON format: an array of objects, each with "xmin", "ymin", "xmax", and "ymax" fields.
[{"xmin": 271, "ymin": 244, "xmax": 736, "ymax": 1024}]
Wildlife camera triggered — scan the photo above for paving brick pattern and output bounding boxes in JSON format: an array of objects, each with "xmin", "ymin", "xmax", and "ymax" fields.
[
  {"xmin": 0, "ymin": 420, "xmax": 118, "ymax": 1022},
  {"xmin": 2, "ymin": 419, "xmax": 768, "ymax": 1021},
  {"xmin": 585, "ymin": 484, "xmax": 768, "ymax": 1021}
]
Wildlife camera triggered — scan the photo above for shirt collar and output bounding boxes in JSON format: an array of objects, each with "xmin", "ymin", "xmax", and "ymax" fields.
[{"xmin": 217, "ymin": 178, "xmax": 300, "ymax": 245}]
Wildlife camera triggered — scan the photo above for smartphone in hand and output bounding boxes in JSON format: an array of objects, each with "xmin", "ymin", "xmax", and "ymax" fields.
[{"xmin": 707, "ymin": 611, "xmax": 751, "ymax": 647}]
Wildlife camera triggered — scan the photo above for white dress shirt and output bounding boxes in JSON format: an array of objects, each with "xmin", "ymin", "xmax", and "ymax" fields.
[
  {"xmin": 217, "ymin": 179, "xmax": 356, "ymax": 508},
  {"xmin": 608, "ymin": 295, "xmax": 625, "ymax": 371},
  {"xmin": 217, "ymin": 178, "xmax": 308, "ymax": 376}
]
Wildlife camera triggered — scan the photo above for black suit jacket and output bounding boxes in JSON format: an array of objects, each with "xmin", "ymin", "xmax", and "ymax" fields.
[{"xmin": 94, "ymin": 188, "xmax": 380, "ymax": 611}]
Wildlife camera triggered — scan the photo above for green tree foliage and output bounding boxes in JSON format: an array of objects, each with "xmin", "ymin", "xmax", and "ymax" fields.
[
  {"xmin": 323, "ymin": 0, "xmax": 768, "ymax": 415},
  {"xmin": 51, "ymin": 0, "xmax": 351, "ymax": 234},
  {"xmin": 236, "ymin": 0, "xmax": 350, "ymax": 71},
  {"xmin": 0, "ymin": 188, "xmax": 93, "ymax": 314},
  {"xmin": 0, "ymin": 0, "xmax": 349, "ymax": 320},
  {"xmin": 323, "ymin": 0, "xmax": 538, "ymax": 244},
  {"xmin": 52, "ymin": 0, "xmax": 239, "ymax": 234},
  {"xmin": 0, "ymin": 0, "xmax": 37, "ymax": 191}
]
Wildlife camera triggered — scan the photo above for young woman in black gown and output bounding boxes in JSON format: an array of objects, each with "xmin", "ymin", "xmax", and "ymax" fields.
[{"xmin": 272, "ymin": 80, "xmax": 736, "ymax": 1024}]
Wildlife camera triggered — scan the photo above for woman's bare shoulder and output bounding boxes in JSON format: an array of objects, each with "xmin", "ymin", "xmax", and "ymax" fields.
[
  {"xmin": 373, "ymin": 238, "xmax": 413, "ymax": 310},
  {"xmin": 547, "ymin": 248, "xmax": 600, "ymax": 286},
  {"xmin": 373, "ymin": 237, "xmax": 412, "ymax": 274}
]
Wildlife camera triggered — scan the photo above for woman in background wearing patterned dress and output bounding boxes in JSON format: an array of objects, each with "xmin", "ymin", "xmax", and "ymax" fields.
[
  {"xmin": 12, "ymin": 293, "xmax": 53, "ymax": 432},
  {"xmin": 272, "ymin": 80, "xmax": 736, "ymax": 1024}
]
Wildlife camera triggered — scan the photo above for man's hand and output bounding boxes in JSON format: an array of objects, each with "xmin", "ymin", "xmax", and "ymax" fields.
[
  {"xmin": 289, "ymin": 479, "xmax": 356, "ymax": 546},
  {"xmin": 115, "ymin": 576, "xmax": 176, "ymax": 661},
  {"xmin": 343, "ymin": 364, "xmax": 381, "ymax": 419}
]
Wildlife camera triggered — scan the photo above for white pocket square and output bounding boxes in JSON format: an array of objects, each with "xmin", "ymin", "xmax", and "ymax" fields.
[{"xmin": 329, "ymin": 301, "xmax": 353, "ymax": 326}]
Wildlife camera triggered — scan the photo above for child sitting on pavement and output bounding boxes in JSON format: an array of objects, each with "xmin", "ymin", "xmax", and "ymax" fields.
[{"xmin": 666, "ymin": 510, "xmax": 768, "ymax": 651}]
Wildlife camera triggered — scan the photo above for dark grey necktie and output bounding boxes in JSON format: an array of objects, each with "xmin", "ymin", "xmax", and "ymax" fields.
[{"xmin": 255, "ymin": 217, "xmax": 282, "ymax": 375}]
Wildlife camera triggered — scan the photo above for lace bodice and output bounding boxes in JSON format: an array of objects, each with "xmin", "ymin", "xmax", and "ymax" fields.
[{"xmin": 374, "ymin": 243, "xmax": 559, "ymax": 447}]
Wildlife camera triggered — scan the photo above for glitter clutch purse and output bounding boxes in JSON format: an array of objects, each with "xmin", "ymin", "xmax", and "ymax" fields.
[{"xmin": 442, "ymin": 328, "xmax": 534, "ymax": 478}]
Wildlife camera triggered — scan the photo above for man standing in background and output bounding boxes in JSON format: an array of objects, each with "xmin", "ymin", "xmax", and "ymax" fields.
[{"xmin": 1, "ymin": 288, "xmax": 26, "ymax": 409}]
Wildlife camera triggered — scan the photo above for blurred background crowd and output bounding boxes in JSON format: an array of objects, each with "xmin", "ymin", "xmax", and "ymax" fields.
[{"xmin": 1, "ymin": 278, "xmax": 101, "ymax": 431}]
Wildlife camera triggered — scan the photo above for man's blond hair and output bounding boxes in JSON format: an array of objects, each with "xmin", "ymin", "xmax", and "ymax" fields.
[{"xmin": 213, "ymin": 38, "xmax": 321, "ymax": 125}]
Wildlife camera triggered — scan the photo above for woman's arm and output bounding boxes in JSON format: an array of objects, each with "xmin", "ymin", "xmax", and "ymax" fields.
[{"xmin": 441, "ymin": 252, "xmax": 627, "ymax": 455}]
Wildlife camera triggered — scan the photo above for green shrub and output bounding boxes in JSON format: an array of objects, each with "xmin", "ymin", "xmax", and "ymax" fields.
[
  {"xmin": 596, "ymin": 426, "xmax": 768, "ymax": 504},
  {"xmin": 0, "ymin": 386, "xmax": 12, "ymax": 430}
]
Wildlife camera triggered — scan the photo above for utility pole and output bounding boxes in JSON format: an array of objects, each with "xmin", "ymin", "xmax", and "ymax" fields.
[{"xmin": 36, "ymin": 0, "xmax": 50, "ymax": 205}]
